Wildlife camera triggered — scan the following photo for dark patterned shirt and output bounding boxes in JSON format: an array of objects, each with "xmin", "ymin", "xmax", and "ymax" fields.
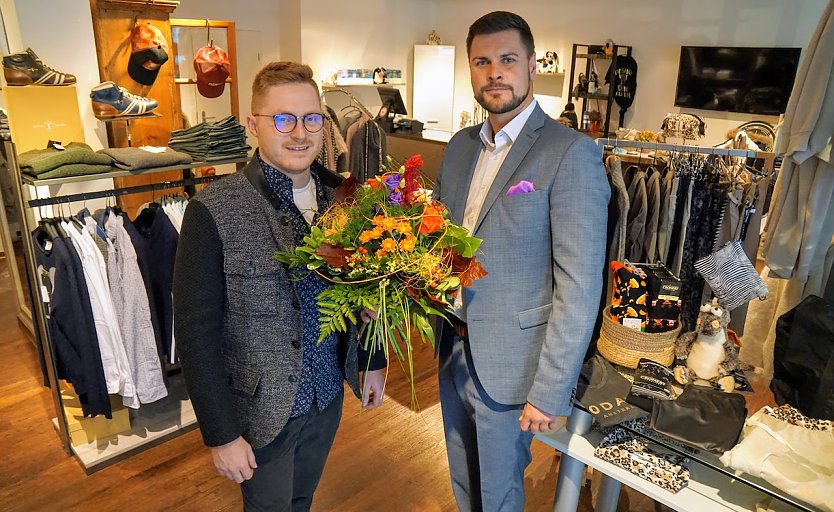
[{"xmin": 258, "ymin": 152, "xmax": 343, "ymax": 417}]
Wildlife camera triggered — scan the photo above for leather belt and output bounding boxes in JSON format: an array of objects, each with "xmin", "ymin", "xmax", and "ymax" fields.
[{"xmin": 450, "ymin": 320, "xmax": 468, "ymax": 339}]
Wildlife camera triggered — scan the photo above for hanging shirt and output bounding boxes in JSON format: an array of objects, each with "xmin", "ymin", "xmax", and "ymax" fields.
[
  {"xmin": 104, "ymin": 213, "xmax": 168, "ymax": 404},
  {"xmin": 63, "ymin": 220, "xmax": 139, "ymax": 408}
]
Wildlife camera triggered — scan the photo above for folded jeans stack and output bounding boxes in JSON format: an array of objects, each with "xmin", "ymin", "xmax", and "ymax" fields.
[
  {"xmin": 167, "ymin": 115, "xmax": 250, "ymax": 162},
  {"xmin": 18, "ymin": 142, "xmax": 113, "ymax": 179}
]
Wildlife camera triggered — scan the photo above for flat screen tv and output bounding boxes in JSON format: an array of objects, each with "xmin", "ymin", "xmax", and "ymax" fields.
[{"xmin": 674, "ymin": 46, "xmax": 801, "ymax": 115}]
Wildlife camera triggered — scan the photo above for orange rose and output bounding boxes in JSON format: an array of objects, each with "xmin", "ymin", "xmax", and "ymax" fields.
[{"xmin": 418, "ymin": 204, "xmax": 444, "ymax": 235}]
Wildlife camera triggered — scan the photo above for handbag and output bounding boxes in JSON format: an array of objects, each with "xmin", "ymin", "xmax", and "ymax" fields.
[
  {"xmin": 694, "ymin": 241, "xmax": 767, "ymax": 311},
  {"xmin": 771, "ymin": 295, "xmax": 834, "ymax": 420},
  {"xmin": 650, "ymin": 384, "xmax": 747, "ymax": 453}
]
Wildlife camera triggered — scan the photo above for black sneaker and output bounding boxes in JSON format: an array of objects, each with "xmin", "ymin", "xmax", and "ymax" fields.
[
  {"xmin": 3, "ymin": 48, "xmax": 77, "ymax": 86},
  {"xmin": 90, "ymin": 82, "xmax": 158, "ymax": 118}
]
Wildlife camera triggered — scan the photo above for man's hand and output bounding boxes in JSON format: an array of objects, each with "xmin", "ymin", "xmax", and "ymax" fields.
[
  {"xmin": 210, "ymin": 436, "xmax": 258, "ymax": 483},
  {"xmin": 362, "ymin": 369, "xmax": 386, "ymax": 409},
  {"xmin": 519, "ymin": 402, "xmax": 567, "ymax": 434},
  {"xmin": 359, "ymin": 308, "xmax": 378, "ymax": 323}
]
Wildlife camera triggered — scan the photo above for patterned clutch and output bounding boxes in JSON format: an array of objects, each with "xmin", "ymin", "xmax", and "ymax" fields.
[{"xmin": 594, "ymin": 427, "xmax": 690, "ymax": 493}]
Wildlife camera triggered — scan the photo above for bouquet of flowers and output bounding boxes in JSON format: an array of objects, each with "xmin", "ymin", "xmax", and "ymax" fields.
[{"xmin": 274, "ymin": 155, "xmax": 486, "ymax": 404}]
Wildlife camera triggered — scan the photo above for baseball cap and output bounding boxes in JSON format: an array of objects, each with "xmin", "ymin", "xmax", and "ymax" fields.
[
  {"xmin": 128, "ymin": 23, "xmax": 169, "ymax": 86},
  {"xmin": 194, "ymin": 44, "xmax": 231, "ymax": 98}
]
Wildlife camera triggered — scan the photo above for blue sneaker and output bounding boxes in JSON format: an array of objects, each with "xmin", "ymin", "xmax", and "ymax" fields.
[{"xmin": 90, "ymin": 81, "xmax": 158, "ymax": 119}]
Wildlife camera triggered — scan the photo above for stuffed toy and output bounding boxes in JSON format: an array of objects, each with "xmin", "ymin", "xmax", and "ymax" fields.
[
  {"xmin": 604, "ymin": 39, "xmax": 615, "ymax": 56},
  {"xmin": 674, "ymin": 300, "xmax": 740, "ymax": 392},
  {"xmin": 373, "ymin": 67, "xmax": 387, "ymax": 84},
  {"xmin": 536, "ymin": 51, "xmax": 559, "ymax": 73}
]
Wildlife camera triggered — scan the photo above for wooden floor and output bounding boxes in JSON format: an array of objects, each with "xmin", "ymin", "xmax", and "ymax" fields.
[{"xmin": 0, "ymin": 259, "xmax": 663, "ymax": 512}]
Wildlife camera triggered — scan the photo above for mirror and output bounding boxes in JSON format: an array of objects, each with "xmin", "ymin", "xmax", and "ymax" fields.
[{"xmin": 0, "ymin": 141, "xmax": 33, "ymax": 335}]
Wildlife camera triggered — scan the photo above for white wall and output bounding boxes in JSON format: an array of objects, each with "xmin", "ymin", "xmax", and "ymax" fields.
[
  {"xmin": 11, "ymin": 0, "xmax": 105, "ymax": 150},
  {"xmin": 300, "ymin": 0, "xmax": 437, "ymax": 114},
  {"xmin": 8, "ymin": 0, "xmax": 114, "ymax": 212},
  {"xmin": 432, "ymin": 0, "xmax": 829, "ymax": 144}
]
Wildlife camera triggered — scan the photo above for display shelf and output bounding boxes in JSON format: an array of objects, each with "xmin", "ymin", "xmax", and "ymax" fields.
[
  {"xmin": 536, "ymin": 427, "xmax": 810, "ymax": 512},
  {"xmin": 175, "ymin": 77, "xmax": 233, "ymax": 85},
  {"xmin": 52, "ymin": 374, "xmax": 198, "ymax": 474},
  {"xmin": 94, "ymin": 111, "xmax": 162, "ymax": 123},
  {"xmin": 322, "ymin": 82, "xmax": 407, "ymax": 88},
  {"xmin": 575, "ymin": 53, "xmax": 613, "ymax": 59},
  {"xmin": 21, "ymin": 156, "xmax": 248, "ymax": 187},
  {"xmin": 576, "ymin": 92, "xmax": 611, "ymax": 100},
  {"xmin": 535, "ymin": 72, "xmax": 565, "ymax": 77}
]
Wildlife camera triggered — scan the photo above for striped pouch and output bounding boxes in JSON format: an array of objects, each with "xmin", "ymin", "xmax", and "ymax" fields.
[{"xmin": 694, "ymin": 241, "xmax": 767, "ymax": 311}]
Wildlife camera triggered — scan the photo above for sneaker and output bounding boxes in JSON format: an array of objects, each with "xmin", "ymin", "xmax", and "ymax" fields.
[
  {"xmin": 3, "ymin": 48, "xmax": 77, "ymax": 86},
  {"xmin": 90, "ymin": 81, "xmax": 158, "ymax": 118}
]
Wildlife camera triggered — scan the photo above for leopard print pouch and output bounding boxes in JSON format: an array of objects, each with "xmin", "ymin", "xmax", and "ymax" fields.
[{"xmin": 594, "ymin": 427, "xmax": 691, "ymax": 493}]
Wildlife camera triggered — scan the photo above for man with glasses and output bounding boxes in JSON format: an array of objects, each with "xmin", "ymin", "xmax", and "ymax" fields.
[{"xmin": 174, "ymin": 61, "xmax": 386, "ymax": 511}]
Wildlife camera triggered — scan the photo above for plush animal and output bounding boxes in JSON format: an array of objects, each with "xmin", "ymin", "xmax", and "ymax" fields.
[
  {"xmin": 536, "ymin": 51, "xmax": 559, "ymax": 73},
  {"xmin": 674, "ymin": 300, "xmax": 740, "ymax": 392},
  {"xmin": 373, "ymin": 67, "xmax": 387, "ymax": 84}
]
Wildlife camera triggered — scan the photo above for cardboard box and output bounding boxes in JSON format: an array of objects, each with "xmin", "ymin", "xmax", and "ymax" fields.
[{"xmin": 60, "ymin": 387, "xmax": 130, "ymax": 446}]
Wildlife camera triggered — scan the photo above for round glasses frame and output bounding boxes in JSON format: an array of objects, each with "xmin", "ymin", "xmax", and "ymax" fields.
[{"xmin": 254, "ymin": 112, "xmax": 325, "ymax": 133}]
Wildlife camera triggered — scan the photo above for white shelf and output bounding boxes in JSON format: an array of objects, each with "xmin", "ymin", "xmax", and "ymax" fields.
[
  {"xmin": 322, "ymin": 83, "xmax": 407, "ymax": 88},
  {"xmin": 535, "ymin": 427, "xmax": 813, "ymax": 512},
  {"xmin": 53, "ymin": 374, "xmax": 198, "ymax": 474}
]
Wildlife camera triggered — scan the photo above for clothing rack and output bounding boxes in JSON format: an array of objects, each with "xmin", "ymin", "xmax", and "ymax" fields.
[
  {"xmin": 27, "ymin": 175, "xmax": 221, "ymax": 207},
  {"xmin": 4, "ymin": 139, "xmax": 237, "ymax": 473},
  {"xmin": 321, "ymin": 87, "xmax": 375, "ymax": 119},
  {"xmin": 596, "ymin": 137, "xmax": 776, "ymax": 335}
]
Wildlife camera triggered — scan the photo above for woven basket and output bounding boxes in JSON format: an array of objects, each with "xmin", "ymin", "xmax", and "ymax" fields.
[{"xmin": 597, "ymin": 306, "xmax": 680, "ymax": 369}]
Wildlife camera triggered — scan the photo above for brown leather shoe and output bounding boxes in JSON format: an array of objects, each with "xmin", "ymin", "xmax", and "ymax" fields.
[{"xmin": 3, "ymin": 48, "xmax": 76, "ymax": 86}]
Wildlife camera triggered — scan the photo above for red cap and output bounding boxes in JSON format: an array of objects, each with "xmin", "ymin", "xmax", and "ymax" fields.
[
  {"xmin": 194, "ymin": 45, "xmax": 231, "ymax": 98},
  {"xmin": 128, "ymin": 23, "xmax": 169, "ymax": 86}
]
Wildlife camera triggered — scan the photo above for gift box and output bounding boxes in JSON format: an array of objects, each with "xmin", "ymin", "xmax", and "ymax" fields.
[
  {"xmin": 610, "ymin": 261, "xmax": 649, "ymax": 331},
  {"xmin": 636, "ymin": 263, "xmax": 682, "ymax": 333}
]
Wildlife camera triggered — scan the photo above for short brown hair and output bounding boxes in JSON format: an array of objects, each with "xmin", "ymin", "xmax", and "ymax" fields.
[
  {"xmin": 251, "ymin": 61, "xmax": 319, "ymax": 112},
  {"xmin": 467, "ymin": 11, "xmax": 535, "ymax": 58}
]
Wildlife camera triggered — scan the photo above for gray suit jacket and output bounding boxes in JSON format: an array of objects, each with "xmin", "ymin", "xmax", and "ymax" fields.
[{"xmin": 435, "ymin": 105, "xmax": 610, "ymax": 416}]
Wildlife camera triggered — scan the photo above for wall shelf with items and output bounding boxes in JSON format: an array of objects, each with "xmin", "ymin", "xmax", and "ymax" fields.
[
  {"xmin": 567, "ymin": 43, "xmax": 633, "ymax": 137},
  {"xmin": 535, "ymin": 72, "xmax": 565, "ymax": 77}
]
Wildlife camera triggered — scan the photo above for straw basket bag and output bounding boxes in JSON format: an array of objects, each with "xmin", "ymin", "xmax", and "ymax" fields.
[{"xmin": 598, "ymin": 306, "xmax": 680, "ymax": 369}]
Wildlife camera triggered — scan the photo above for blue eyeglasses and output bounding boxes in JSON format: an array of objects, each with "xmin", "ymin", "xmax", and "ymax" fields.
[{"xmin": 254, "ymin": 112, "xmax": 325, "ymax": 133}]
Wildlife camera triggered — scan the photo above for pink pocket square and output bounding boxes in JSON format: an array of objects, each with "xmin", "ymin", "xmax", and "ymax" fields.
[{"xmin": 507, "ymin": 180, "xmax": 536, "ymax": 196}]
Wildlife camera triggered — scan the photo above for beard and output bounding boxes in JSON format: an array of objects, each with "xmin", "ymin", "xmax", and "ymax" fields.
[{"xmin": 475, "ymin": 80, "xmax": 531, "ymax": 114}]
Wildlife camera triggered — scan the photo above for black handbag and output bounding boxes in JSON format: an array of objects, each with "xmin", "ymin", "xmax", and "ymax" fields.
[
  {"xmin": 771, "ymin": 295, "xmax": 834, "ymax": 421},
  {"xmin": 650, "ymin": 385, "xmax": 747, "ymax": 453}
]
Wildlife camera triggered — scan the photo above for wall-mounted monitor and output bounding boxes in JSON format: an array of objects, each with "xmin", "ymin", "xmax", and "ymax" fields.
[{"xmin": 674, "ymin": 46, "xmax": 801, "ymax": 115}]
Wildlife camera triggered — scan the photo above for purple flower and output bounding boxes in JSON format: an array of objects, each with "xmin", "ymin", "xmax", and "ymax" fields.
[
  {"xmin": 388, "ymin": 191, "xmax": 403, "ymax": 205},
  {"xmin": 384, "ymin": 173, "xmax": 402, "ymax": 190},
  {"xmin": 507, "ymin": 180, "xmax": 536, "ymax": 196}
]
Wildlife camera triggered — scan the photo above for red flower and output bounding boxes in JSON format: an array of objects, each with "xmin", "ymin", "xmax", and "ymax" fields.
[
  {"xmin": 402, "ymin": 155, "xmax": 423, "ymax": 205},
  {"xmin": 404, "ymin": 154, "xmax": 424, "ymax": 172}
]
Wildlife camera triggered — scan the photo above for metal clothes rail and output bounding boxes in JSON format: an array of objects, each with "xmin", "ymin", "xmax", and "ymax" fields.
[
  {"xmin": 596, "ymin": 137, "xmax": 767, "ymax": 159},
  {"xmin": 27, "ymin": 175, "xmax": 221, "ymax": 207}
]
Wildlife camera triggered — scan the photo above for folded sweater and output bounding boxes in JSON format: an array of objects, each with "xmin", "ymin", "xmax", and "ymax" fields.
[
  {"xmin": 98, "ymin": 147, "xmax": 192, "ymax": 171},
  {"xmin": 18, "ymin": 142, "xmax": 112, "ymax": 176}
]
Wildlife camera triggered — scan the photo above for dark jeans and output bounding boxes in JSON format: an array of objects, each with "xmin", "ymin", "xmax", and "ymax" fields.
[{"xmin": 241, "ymin": 391, "xmax": 343, "ymax": 512}]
